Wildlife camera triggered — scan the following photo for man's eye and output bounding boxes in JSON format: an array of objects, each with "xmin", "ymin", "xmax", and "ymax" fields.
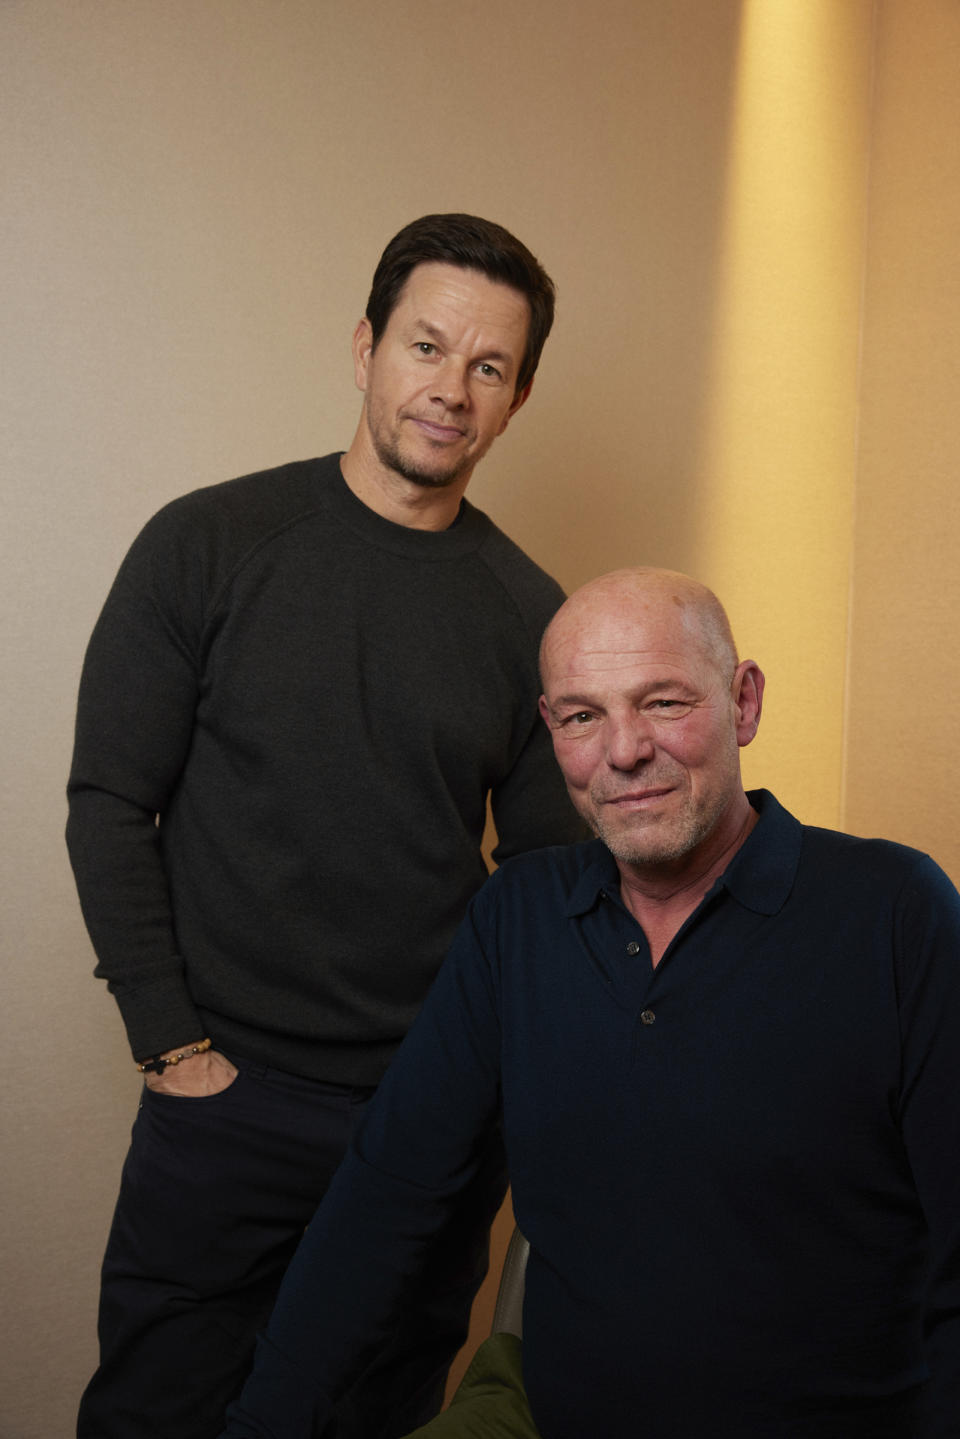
[
  {"xmin": 416, "ymin": 342, "xmax": 436, "ymax": 355},
  {"xmin": 477, "ymin": 363, "xmax": 502, "ymax": 380},
  {"xmin": 568, "ymin": 711, "xmax": 594, "ymax": 725}
]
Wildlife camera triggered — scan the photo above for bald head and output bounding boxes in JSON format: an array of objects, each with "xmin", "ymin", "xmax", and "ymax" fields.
[
  {"xmin": 538, "ymin": 568, "xmax": 763, "ymax": 877},
  {"xmin": 540, "ymin": 568, "xmax": 738, "ymax": 693}
]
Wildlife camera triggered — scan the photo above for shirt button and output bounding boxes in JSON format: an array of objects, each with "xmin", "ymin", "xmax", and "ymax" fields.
[
  {"xmin": 640, "ymin": 1009, "xmax": 656, "ymax": 1025},
  {"xmin": 626, "ymin": 941, "xmax": 641, "ymax": 956}
]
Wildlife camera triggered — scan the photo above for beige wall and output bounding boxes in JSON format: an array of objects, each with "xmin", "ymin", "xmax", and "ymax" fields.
[
  {"xmin": 845, "ymin": 2, "xmax": 960, "ymax": 870},
  {"xmin": 691, "ymin": 1, "xmax": 874, "ymax": 824},
  {"xmin": 3, "ymin": 1, "xmax": 959, "ymax": 1433}
]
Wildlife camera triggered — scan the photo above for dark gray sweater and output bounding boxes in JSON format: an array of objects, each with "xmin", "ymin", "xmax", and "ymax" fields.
[{"xmin": 67, "ymin": 454, "xmax": 583, "ymax": 1082}]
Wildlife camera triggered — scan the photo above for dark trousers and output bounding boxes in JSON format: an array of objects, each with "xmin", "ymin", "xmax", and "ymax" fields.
[{"xmin": 78, "ymin": 1055, "xmax": 507, "ymax": 1439}]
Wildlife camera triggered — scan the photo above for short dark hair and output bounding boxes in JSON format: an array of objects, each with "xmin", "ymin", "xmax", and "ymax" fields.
[{"xmin": 365, "ymin": 213, "xmax": 556, "ymax": 396}]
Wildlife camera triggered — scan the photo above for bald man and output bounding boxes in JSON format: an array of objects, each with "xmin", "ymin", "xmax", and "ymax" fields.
[{"xmin": 222, "ymin": 569, "xmax": 960, "ymax": 1439}]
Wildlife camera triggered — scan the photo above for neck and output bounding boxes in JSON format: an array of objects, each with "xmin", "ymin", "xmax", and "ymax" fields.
[
  {"xmin": 340, "ymin": 433, "xmax": 471, "ymax": 532},
  {"xmin": 617, "ymin": 794, "xmax": 758, "ymax": 965}
]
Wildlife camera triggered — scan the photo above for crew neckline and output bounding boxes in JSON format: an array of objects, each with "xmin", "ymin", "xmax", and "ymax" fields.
[{"xmin": 315, "ymin": 454, "xmax": 491, "ymax": 562}]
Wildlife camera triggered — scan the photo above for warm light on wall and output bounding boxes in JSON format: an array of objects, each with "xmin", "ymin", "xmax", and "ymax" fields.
[
  {"xmin": 841, "ymin": 2, "xmax": 960, "ymax": 879},
  {"xmin": 689, "ymin": 0, "xmax": 875, "ymax": 827}
]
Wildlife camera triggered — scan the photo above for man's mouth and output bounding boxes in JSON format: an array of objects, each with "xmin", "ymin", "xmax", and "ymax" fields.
[
  {"xmin": 408, "ymin": 416, "xmax": 468, "ymax": 443},
  {"xmin": 600, "ymin": 786, "xmax": 674, "ymax": 808}
]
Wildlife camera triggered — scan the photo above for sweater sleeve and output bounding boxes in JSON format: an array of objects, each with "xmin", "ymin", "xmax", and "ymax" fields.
[
  {"xmin": 220, "ymin": 884, "xmax": 505, "ymax": 1438},
  {"xmin": 65, "ymin": 508, "xmax": 208, "ymax": 1058},
  {"xmin": 894, "ymin": 855, "xmax": 960, "ymax": 1436},
  {"xmin": 489, "ymin": 702, "xmax": 588, "ymax": 863}
]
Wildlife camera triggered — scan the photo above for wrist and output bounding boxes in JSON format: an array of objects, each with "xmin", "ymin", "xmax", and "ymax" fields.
[{"xmin": 136, "ymin": 1037, "xmax": 212, "ymax": 1076}]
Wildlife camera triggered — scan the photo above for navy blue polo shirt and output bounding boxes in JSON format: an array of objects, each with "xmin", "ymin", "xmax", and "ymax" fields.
[{"xmin": 225, "ymin": 792, "xmax": 960, "ymax": 1439}]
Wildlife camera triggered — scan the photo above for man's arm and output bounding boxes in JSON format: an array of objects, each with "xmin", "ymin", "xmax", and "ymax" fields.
[
  {"xmin": 66, "ymin": 510, "xmax": 208, "ymax": 1061},
  {"xmin": 220, "ymin": 882, "xmax": 505, "ymax": 1438},
  {"xmin": 895, "ymin": 855, "xmax": 960, "ymax": 1436},
  {"xmin": 489, "ymin": 708, "xmax": 588, "ymax": 862}
]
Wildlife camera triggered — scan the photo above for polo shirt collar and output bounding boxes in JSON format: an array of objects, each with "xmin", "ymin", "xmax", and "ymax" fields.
[
  {"xmin": 563, "ymin": 788, "xmax": 802, "ymax": 920},
  {"xmin": 720, "ymin": 789, "xmax": 802, "ymax": 915},
  {"xmin": 564, "ymin": 842, "xmax": 620, "ymax": 917}
]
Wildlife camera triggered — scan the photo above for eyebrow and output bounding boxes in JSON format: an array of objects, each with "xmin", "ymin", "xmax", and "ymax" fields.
[
  {"xmin": 413, "ymin": 320, "xmax": 446, "ymax": 343},
  {"xmin": 547, "ymin": 678, "xmax": 699, "ymax": 709},
  {"xmin": 545, "ymin": 692, "xmax": 596, "ymax": 711}
]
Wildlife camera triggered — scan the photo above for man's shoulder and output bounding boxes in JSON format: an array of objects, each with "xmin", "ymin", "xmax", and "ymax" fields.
[
  {"xmin": 148, "ymin": 454, "xmax": 340, "ymax": 535},
  {"xmin": 743, "ymin": 791, "xmax": 958, "ymax": 918},
  {"xmin": 795, "ymin": 812, "xmax": 958, "ymax": 912},
  {"xmin": 755, "ymin": 791, "xmax": 940, "ymax": 874},
  {"xmin": 801, "ymin": 818, "xmax": 936, "ymax": 873},
  {"xmin": 114, "ymin": 455, "xmax": 342, "ymax": 595}
]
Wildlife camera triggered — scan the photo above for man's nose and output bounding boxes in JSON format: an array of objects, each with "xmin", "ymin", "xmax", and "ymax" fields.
[
  {"xmin": 606, "ymin": 715, "xmax": 655, "ymax": 771},
  {"xmin": 431, "ymin": 361, "xmax": 470, "ymax": 409}
]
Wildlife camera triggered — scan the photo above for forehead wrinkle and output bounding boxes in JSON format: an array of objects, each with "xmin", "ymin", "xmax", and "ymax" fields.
[
  {"xmin": 545, "ymin": 630, "xmax": 711, "ymax": 680},
  {"xmin": 399, "ymin": 264, "xmax": 528, "ymax": 329},
  {"xmin": 556, "ymin": 660, "xmax": 690, "ymax": 690},
  {"xmin": 570, "ymin": 640, "xmax": 692, "ymax": 665},
  {"xmin": 542, "ymin": 611, "xmax": 733, "ymax": 693}
]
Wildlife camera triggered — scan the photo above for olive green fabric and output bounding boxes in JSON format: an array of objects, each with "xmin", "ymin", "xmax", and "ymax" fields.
[{"xmin": 405, "ymin": 1334, "xmax": 541, "ymax": 1438}]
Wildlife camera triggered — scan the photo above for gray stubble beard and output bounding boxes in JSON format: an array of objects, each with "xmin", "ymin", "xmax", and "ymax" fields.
[{"xmin": 370, "ymin": 427, "xmax": 471, "ymax": 491}]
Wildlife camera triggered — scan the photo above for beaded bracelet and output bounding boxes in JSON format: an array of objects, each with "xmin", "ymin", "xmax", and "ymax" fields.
[{"xmin": 136, "ymin": 1037, "xmax": 213, "ymax": 1076}]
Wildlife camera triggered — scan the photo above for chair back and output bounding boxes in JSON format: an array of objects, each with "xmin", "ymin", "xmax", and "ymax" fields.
[{"xmin": 491, "ymin": 1227, "xmax": 529, "ymax": 1337}]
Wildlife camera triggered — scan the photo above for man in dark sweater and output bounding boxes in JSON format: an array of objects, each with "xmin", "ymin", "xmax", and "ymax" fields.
[
  {"xmin": 66, "ymin": 214, "xmax": 584, "ymax": 1439},
  {"xmin": 220, "ymin": 568, "xmax": 960, "ymax": 1439}
]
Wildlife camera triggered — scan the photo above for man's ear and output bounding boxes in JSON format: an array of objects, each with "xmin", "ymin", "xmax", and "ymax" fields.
[
  {"xmin": 352, "ymin": 317, "xmax": 374, "ymax": 393},
  {"xmin": 732, "ymin": 661, "xmax": 764, "ymax": 748},
  {"xmin": 498, "ymin": 377, "xmax": 534, "ymax": 435},
  {"xmin": 538, "ymin": 693, "xmax": 553, "ymax": 728}
]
